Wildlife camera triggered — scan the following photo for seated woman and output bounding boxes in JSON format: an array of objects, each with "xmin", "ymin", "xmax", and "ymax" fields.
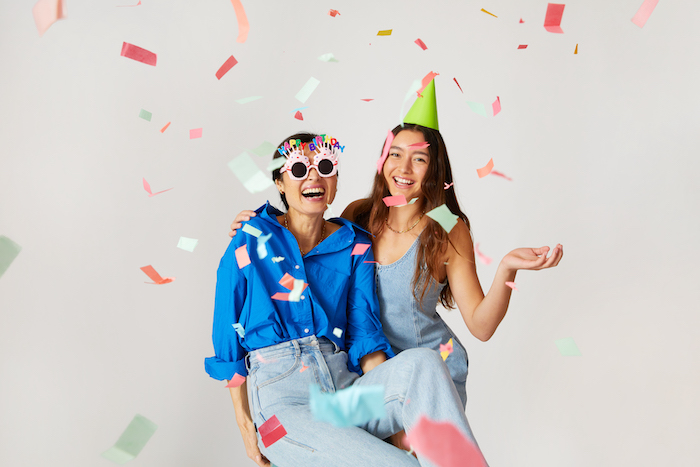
[{"xmin": 205, "ymin": 133, "xmax": 480, "ymax": 467}]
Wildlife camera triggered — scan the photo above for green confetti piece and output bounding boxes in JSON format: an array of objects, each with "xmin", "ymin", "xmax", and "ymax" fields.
[
  {"xmin": 101, "ymin": 414, "xmax": 157, "ymax": 465},
  {"xmin": 242, "ymin": 224, "xmax": 262, "ymax": 238},
  {"xmin": 555, "ymin": 337, "xmax": 582, "ymax": 356},
  {"xmin": 0, "ymin": 235, "xmax": 21, "ymax": 279},
  {"xmin": 236, "ymin": 96, "xmax": 263, "ymax": 104},
  {"xmin": 177, "ymin": 237, "xmax": 198, "ymax": 252},
  {"xmin": 138, "ymin": 109, "xmax": 152, "ymax": 122},
  {"xmin": 318, "ymin": 53, "xmax": 339, "ymax": 62},
  {"xmin": 466, "ymin": 101, "xmax": 487, "ymax": 117},
  {"xmin": 228, "ymin": 152, "xmax": 274, "ymax": 194},
  {"xmin": 267, "ymin": 157, "xmax": 286, "ymax": 172},
  {"xmin": 251, "ymin": 141, "xmax": 277, "ymax": 157},
  {"xmin": 295, "ymin": 77, "xmax": 320, "ymax": 103},
  {"xmin": 426, "ymin": 204, "xmax": 459, "ymax": 233}
]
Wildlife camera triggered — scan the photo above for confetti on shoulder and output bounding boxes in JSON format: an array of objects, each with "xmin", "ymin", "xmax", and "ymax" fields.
[{"xmin": 351, "ymin": 244, "xmax": 371, "ymax": 256}]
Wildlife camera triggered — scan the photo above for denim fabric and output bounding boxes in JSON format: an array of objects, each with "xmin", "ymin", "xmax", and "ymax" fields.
[
  {"xmin": 247, "ymin": 336, "xmax": 479, "ymax": 467},
  {"xmin": 376, "ymin": 236, "xmax": 470, "ymax": 408}
]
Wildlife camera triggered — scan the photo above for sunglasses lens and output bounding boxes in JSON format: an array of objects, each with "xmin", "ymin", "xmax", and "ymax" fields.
[
  {"xmin": 291, "ymin": 162, "xmax": 308, "ymax": 179},
  {"xmin": 317, "ymin": 159, "xmax": 334, "ymax": 176}
]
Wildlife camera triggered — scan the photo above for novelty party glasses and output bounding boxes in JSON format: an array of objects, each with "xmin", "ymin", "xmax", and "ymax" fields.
[{"xmin": 279, "ymin": 135, "xmax": 343, "ymax": 181}]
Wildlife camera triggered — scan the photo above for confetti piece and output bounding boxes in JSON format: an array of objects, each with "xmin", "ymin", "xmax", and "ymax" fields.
[
  {"xmin": 257, "ymin": 233, "xmax": 272, "ymax": 260},
  {"xmin": 228, "ymin": 152, "xmax": 275, "ymax": 193},
  {"xmin": 300, "ymin": 363, "xmax": 309, "ymax": 372},
  {"xmin": 426, "ymin": 205, "xmax": 459, "ymax": 233},
  {"xmin": 101, "ymin": 415, "xmax": 158, "ymax": 464},
  {"xmin": 318, "ymin": 52, "xmax": 339, "ymax": 62},
  {"xmin": 333, "ymin": 327, "xmax": 343, "ymax": 338},
  {"xmin": 505, "ymin": 281, "xmax": 518, "ymax": 291},
  {"xmin": 138, "ymin": 109, "xmax": 152, "ymax": 122},
  {"xmin": 481, "ymin": 8, "xmax": 498, "ymax": 18},
  {"xmin": 32, "ymin": 0, "xmax": 65, "ymax": 37},
  {"xmin": 216, "ymin": 55, "xmax": 238, "ymax": 80},
  {"xmin": 328, "ymin": 9, "xmax": 340, "ymax": 17},
  {"xmin": 235, "ymin": 245, "xmax": 251, "ymax": 269},
  {"xmin": 295, "ymin": 77, "xmax": 320, "ymax": 103},
  {"xmin": 120, "ymin": 42, "xmax": 157, "ymax": 66},
  {"xmin": 453, "ymin": 77, "xmax": 464, "ymax": 93},
  {"xmin": 519, "ymin": 18, "xmax": 525, "ymax": 23},
  {"xmin": 466, "ymin": 101, "xmax": 487, "ymax": 117},
  {"xmin": 377, "ymin": 130, "xmax": 394, "ymax": 174},
  {"xmin": 310, "ymin": 384, "xmax": 385, "ymax": 427},
  {"xmin": 518, "ymin": 44, "xmax": 528, "ymax": 49},
  {"xmin": 250, "ymin": 141, "xmax": 276, "ymax": 157},
  {"xmin": 555, "ymin": 337, "xmax": 582, "ymax": 356},
  {"xmin": 417, "ymin": 71, "xmax": 439, "ymax": 97},
  {"xmin": 225, "ymin": 373, "xmax": 246, "ymax": 388},
  {"xmin": 241, "ymin": 224, "xmax": 262, "ymax": 238},
  {"xmin": 290, "ymin": 106, "xmax": 309, "ymax": 113},
  {"xmin": 278, "ymin": 273, "xmax": 296, "ymax": 290},
  {"xmin": 408, "ymin": 142, "xmax": 430, "ymax": 149},
  {"xmin": 444, "ymin": 182, "xmax": 454, "ymax": 190},
  {"xmin": 490, "ymin": 170, "xmax": 512, "ymax": 181},
  {"xmin": 474, "ymin": 243, "xmax": 492, "ymax": 265},
  {"xmin": 383, "ymin": 195, "xmax": 408, "ymax": 207},
  {"xmin": 408, "ymin": 197, "xmax": 418, "ymax": 204},
  {"xmin": 236, "ymin": 96, "xmax": 262, "ymax": 104},
  {"xmin": 363, "ymin": 261, "xmax": 378, "ymax": 264},
  {"xmin": 351, "ymin": 244, "xmax": 371, "ymax": 256},
  {"xmin": 492, "ymin": 96, "xmax": 501, "ymax": 116},
  {"xmin": 142, "ymin": 178, "xmax": 172, "ymax": 197},
  {"xmin": 294, "ymin": 111, "xmax": 304, "ymax": 121},
  {"xmin": 159, "ymin": 122, "xmax": 171, "ymax": 133},
  {"xmin": 574, "ymin": 43, "xmax": 578, "ymax": 54},
  {"xmin": 117, "ymin": 1, "xmax": 141, "ymax": 6},
  {"xmin": 0, "ymin": 236, "xmax": 21, "ymax": 279},
  {"xmin": 177, "ymin": 237, "xmax": 198, "ymax": 252},
  {"xmin": 140, "ymin": 265, "xmax": 175, "ymax": 285},
  {"xmin": 544, "ymin": 3, "xmax": 565, "ymax": 34},
  {"xmin": 377, "ymin": 29, "xmax": 392, "ymax": 36},
  {"xmin": 230, "ymin": 0, "xmax": 250, "ymax": 43},
  {"xmin": 439, "ymin": 338, "xmax": 453, "ymax": 361},
  {"xmin": 232, "ymin": 323, "xmax": 245, "ymax": 338},
  {"xmin": 405, "ymin": 416, "xmax": 486, "ymax": 467},
  {"xmin": 360, "ymin": 98, "xmax": 374, "ymax": 102},
  {"xmin": 271, "ymin": 256, "xmax": 284, "ymax": 263},
  {"xmin": 272, "ymin": 274, "xmax": 308, "ymax": 301},
  {"xmin": 399, "ymin": 79, "xmax": 422, "ymax": 122},
  {"xmin": 326, "ymin": 204, "xmax": 334, "ymax": 217},
  {"xmin": 267, "ymin": 158, "xmax": 286, "ymax": 172},
  {"xmin": 414, "ymin": 38, "xmax": 428, "ymax": 50},
  {"xmin": 631, "ymin": 0, "xmax": 658, "ymax": 28},
  {"xmin": 476, "ymin": 159, "xmax": 494, "ymax": 178},
  {"xmin": 190, "ymin": 128, "xmax": 203, "ymax": 139},
  {"xmin": 289, "ymin": 278, "xmax": 305, "ymax": 302},
  {"xmin": 259, "ymin": 415, "xmax": 287, "ymax": 448}
]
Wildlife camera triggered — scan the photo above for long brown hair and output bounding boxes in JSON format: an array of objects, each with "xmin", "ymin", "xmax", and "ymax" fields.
[{"xmin": 354, "ymin": 124, "xmax": 471, "ymax": 309}]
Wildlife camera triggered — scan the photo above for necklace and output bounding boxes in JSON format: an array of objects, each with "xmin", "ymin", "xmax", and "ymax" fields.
[
  {"xmin": 385, "ymin": 211, "xmax": 425, "ymax": 234},
  {"xmin": 285, "ymin": 213, "xmax": 326, "ymax": 255}
]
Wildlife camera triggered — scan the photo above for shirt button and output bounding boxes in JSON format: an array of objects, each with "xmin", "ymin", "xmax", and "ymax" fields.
[
  {"xmin": 304, "ymin": 328, "xmax": 309, "ymax": 333},
  {"xmin": 295, "ymin": 265, "xmax": 300, "ymax": 269},
  {"xmin": 301, "ymin": 295, "xmax": 305, "ymax": 300}
]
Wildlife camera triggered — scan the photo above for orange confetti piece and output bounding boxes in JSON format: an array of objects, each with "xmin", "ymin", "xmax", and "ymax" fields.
[
  {"xmin": 481, "ymin": 8, "xmax": 497, "ymax": 18},
  {"xmin": 230, "ymin": 0, "xmax": 249, "ymax": 43},
  {"xmin": 328, "ymin": 9, "xmax": 340, "ymax": 17},
  {"xmin": 574, "ymin": 43, "xmax": 578, "ymax": 54},
  {"xmin": 476, "ymin": 158, "xmax": 494, "ymax": 178},
  {"xmin": 140, "ymin": 265, "xmax": 175, "ymax": 284},
  {"xmin": 159, "ymin": 122, "xmax": 171, "ymax": 133}
]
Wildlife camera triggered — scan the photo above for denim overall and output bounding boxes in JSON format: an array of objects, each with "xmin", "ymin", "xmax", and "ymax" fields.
[{"xmin": 376, "ymin": 236, "xmax": 470, "ymax": 408}]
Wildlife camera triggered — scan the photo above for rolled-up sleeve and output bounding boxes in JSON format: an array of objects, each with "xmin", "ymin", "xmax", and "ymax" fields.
[
  {"xmin": 345, "ymin": 240, "xmax": 395, "ymax": 374},
  {"xmin": 204, "ymin": 243, "xmax": 248, "ymax": 380}
]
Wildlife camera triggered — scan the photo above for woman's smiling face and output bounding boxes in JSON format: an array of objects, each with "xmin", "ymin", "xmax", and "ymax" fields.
[
  {"xmin": 276, "ymin": 146, "xmax": 337, "ymax": 217},
  {"xmin": 382, "ymin": 129, "xmax": 430, "ymax": 201}
]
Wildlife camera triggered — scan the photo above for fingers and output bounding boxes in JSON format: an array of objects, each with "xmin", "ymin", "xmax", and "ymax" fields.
[{"xmin": 539, "ymin": 244, "xmax": 563, "ymax": 269}]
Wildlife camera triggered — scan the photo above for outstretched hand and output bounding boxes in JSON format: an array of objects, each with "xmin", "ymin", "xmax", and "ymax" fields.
[
  {"xmin": 501, "ymin": 244, "xmax": 563, "ymax": 272},
  {"xmin": 229, "ymin": 210, "xmax": 258, "ymax": 237}
]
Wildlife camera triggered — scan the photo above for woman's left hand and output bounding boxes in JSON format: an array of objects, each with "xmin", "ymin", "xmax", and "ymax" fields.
[{"xmin": 501, "ymin": 244, "xmax": 563, "ymax": 272}]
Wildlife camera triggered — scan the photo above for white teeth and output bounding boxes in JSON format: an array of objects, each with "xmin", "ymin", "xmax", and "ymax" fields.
[
  {"xmin": 302, "ymin": 187, "xmax": 325, "ymax": 195},
  {"xmin": 394, "ymin": 177, "xmax": 414, "ymax": 185}
]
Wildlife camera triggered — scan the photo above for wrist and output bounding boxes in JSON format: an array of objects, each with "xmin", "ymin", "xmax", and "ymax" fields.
[{"xmin": 497, "ymin": 260, "xmax": 518, "ymax": 279}]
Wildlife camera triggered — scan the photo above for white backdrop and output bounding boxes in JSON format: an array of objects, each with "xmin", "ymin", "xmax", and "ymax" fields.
[{"xmin": 2, "ymin": 1, "xmax": 699, "ymax": 466}]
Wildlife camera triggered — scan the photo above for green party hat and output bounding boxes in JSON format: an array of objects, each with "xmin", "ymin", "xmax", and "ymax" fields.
[{"xmin": 403, "ymin": 79, "xmax": 439, "ymax": 130}]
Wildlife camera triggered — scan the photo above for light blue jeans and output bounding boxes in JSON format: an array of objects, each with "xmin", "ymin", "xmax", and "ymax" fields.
[{"xmin": 247, "ymin": 335, "xmax": 480, "ymax": 467}]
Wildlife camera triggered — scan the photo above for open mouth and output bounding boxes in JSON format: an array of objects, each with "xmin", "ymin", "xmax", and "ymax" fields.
[
  {"xmin": 393, "ymin": 176, "xmax": 414, "ymax": 187},
  {"xmin": 302, "ymin": 187, "xmax": 325, "ymax": 198}
]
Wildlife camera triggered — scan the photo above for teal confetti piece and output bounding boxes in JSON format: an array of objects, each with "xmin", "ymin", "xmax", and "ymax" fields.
[
  {"xmin": 101, "ymin": 415, "xmax": 157, "ymax": 465},
  {"xmin": 138, "ymin": 109, "xmax": 152, "ymax": 121},
  {"xmin": 318, "ymin": 53, "xmax": 339, "ymax": 62},
  {"xmin": 0, "ymin": 235, "xmax": 21, "ymax": 279},
  {"xmin": 310, "ymin": 384, "xmax": 385, "ymax": 427},
  {"xmin": 555, "ymin": 337, "xmax": 582, "ymax": 356},
  {"xmin": 242, "ymin": 224, "xmax": 262, "ymax": 238},
  {"xmin": 426, "ymin": 204, "xmax": 459, "ymax": 233},
  {"xmin": 295, "ymin": 77, "xmax": 320, "ymax": 103},
  {"xmin": 257, "ymin": 233, "xmax": 272, "ymax": 259},
  {"xmin": 176, "ymin": 237, "xmax": 198, "ymax": 252},
  {"xmin": 233, "ymin": 323, "xmax": 245, "ymax": 339},
  {"xmin": 466, "ymin": 101, "xmax": 487, "ymax": 117},
  {"xmin": 251, "ymin": 141, "xmax": 277, "ymax": 157}
]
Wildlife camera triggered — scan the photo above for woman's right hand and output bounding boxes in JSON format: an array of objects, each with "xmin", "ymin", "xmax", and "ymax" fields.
[
  {"xmin": 229, "ymin": 210, "xmax": 258, "ymax": 237},
  {"xmin": 239, "ymin": 420, "xmax": 271, "ymax": 467}
]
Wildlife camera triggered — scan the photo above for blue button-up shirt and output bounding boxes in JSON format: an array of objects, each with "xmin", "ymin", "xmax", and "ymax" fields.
[{"xmin": 205, "ymin": 202, "xmax": 394, "ymax": 380}]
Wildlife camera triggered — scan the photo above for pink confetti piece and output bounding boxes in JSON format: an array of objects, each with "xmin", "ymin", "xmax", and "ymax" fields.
[
  {"xmin": 474, "ymin": 243, "xmax": 492, "ymax": 265},
  {"xmin": 328, "ymin": 9, "xmax": 340, "ymax": 17},
  {"xmin": 230, "ymin": 0, "xmax": 249, "ymax": 43},
  {"xmin": 300, "ymin": 363, "xmax": 309, "ymax": 372},
  {"xmin": 142, "ymin": 178, "xmax": 172, "ymax": 197},
  {"xmin": 416, "ymin": 71, "xmax": 439, "ymax": 97},
  {"xmin": 518, "ymin": 44, "xmax": 528, "ymax": 49},
  {"xmin": 492, "ymin": 96, "xmax": 501, "ymax": 116},
  {"xmin": 490, "ymin": 170, "xmax": 512, "ymax": 181},
  {"xmin": 360, "ymin": 98, "xmax": 374, "ymax": 102},
  {"xmin": 444, "ymin": 182, "xmax": 454, "ymax": 190},
  {"xmin": 439, "ymin": 341, "xmax": 453, "ymax": 354},
  {"xmin": 159, "ymin": 122, "xmax": 171, "ymax": 133},
  {"xmin": 259, "ymin": 415, "xmax": 287, "ymax": 448},
  {"xmin": 405, "ymin": 416, "xmax": 487, "ymax": 467},
  {"xmin": 32, "ymin": 0, "xmax": 65, "ymax": 37},
  {"xmin": 631, "ymin": 0, "xmax": 658, "ymax": 28},
  {"xmin": 363, "ymin": 261, "xmax": 378, "ymax": 264},
  {"xmin": 453, "ymin": 77, "xmax": 464, "ymax": 93},
  {"xmin": 216, "ymin": 55, "xmax": 238, "ymax": 80},
  {"xmin": 294, "ymin": 111, "xmax": 303, "ymax": 120},
  {"xmin": 190, "ymin": 128, "xmax": 203, "ymax": 139},
  {"xmin": 476, "ymin": 158, "xmax": 494, "ymax": 178},
  {"xmin": 117, "ymin": 0, "xmax": 141, "ymax": 6},
  {"xmin": 505, "ymin": 281, "xmax": 518, "ymax": 291},
  {"xmin": 225, "ymin": 373, "xmax": 246, "ymax": 388},
  {"xmin": 235, "ymin": 245, "xmax": 251, "ymax": 269},
  {"xmin": 519, "ymin": 18, "xmax": 525, "ymax": 23},
  {"xmin": 140, "ymin": 265, "xmax": 175, "ymax": 284},
  {"xmin": 120, "ymin": 42, "xmax": 157, "ymax": 66},
  {"xmin": 408, "ymin": 142, "xmax": 430, "ymax": 149},
  {"xmin": 278, "ymin": 272, "xmax": 296, "ymax": 290},
  {"xmin": 351, "ymin": 244, "xmax": 372, "ymax": 256},
  {"xmin": 544, "ymin": 3, "xmax": 565, "ymax": 34},
  {"xmin": 377, "ymin": 130, "xmax": 394, "ymax": 174},
  {"xmin": 414, "ymin": 38, "xmax": 428, "ymax": 50},
  {"xmin": 383, "ymin": 195, "xmax": 408, "ymax": 207}
]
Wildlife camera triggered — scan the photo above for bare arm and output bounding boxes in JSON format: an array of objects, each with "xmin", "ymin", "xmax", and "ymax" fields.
[{"xmin": 229, "ymin": 381, "xmax": 270, "ymax": 467}]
